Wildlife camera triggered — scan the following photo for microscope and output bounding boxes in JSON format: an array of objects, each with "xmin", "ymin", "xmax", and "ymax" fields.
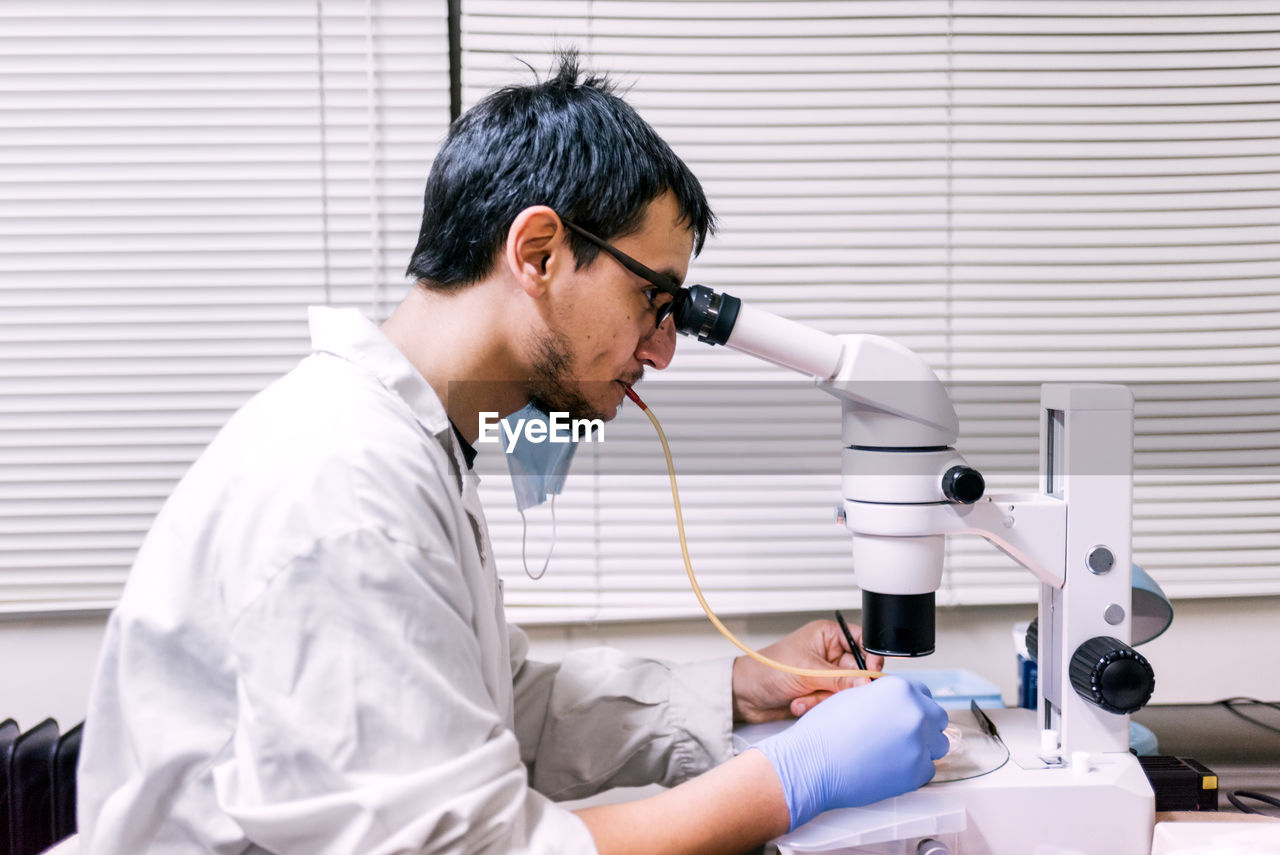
[{"xmin": 671, "ymin": 287, "xmax": 1157, "ymax": 854}]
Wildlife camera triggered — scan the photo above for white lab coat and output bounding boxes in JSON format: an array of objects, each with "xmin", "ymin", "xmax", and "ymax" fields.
[{"xmin": 78, "ymin": 307, "xmax": 735, "ymax": 854}]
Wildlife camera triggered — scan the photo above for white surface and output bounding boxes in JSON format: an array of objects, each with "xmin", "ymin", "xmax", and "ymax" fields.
[
  {"xmin": 1152, "ymin": 821, "xmax": 1280, "ymax": 854},
  {"xmin": 43, "ymin": 836, "xmax": 78, "ymax": 855},
  {"xmin": 0, "ymin": 616, "xmax": 105, "ymax": 728},
  {"xmin": 726, "ymin": 302, "xmax": 845, "ymax": 380},
  {"xmin": 777, "ymin": 791, "xmax": 966, "ymax": 854},
  {"xmin": 1036, "ymin": 389, "xmax": 1137, "ymax": 757},
  {"xmin": 942, "ymin": 707, "xmax": 1154, "ymax": 855}
]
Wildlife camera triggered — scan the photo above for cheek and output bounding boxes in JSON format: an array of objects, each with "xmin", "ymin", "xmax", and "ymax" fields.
[
  {"xmin": 589, "ymin": 316, "xmax": 642, "ymax": 368},
  {"xmin": 568, "ymin": 288, "xmax": 647, "ymax": 369}
]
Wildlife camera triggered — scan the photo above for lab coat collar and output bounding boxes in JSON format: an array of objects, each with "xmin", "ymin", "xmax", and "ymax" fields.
[{"xmin": 307, "ymin": 305, "xmax": 450, "ymax": 437}]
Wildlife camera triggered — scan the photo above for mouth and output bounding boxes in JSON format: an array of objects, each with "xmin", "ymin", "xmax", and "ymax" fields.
[{"xmin": 612, "ymin": 372, "xmax": 644, "ymax": 410}]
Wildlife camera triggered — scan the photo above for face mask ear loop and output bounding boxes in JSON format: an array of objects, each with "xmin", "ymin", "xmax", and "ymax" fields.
[{"xmin": 520, "ymin": 494, "xmax": 557, "ymax": 581}]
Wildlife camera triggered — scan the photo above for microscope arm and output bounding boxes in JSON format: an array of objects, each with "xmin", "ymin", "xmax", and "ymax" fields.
[{"xmin": 841, "ymin": 493, "xmax": 1068, "ymax": 589}]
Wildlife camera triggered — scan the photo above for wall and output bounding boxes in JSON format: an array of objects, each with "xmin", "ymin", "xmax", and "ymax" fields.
[
  {"xmin": 0, "ymin": 616, "xmax": 107, "ymax": 729},
  {"xmin": 4, "ymin": 597, "xmax": 1275, "ymax": 732}
]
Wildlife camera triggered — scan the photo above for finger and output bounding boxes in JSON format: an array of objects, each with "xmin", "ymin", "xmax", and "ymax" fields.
[
  {"xmin": 918, "ymin": 754, "xmax": 939, "ymax": 787},
  {"xmin": 790, "ymin": 692, "xmax": 818, "ymax": 716},
  {"xmin": 828, "ymin": 657, "xmax": 873, "ymax": 690},
  {"xmin": 929, "ymin": 728, "xmax": 951, "ymax": 760},
  {"xmin": 790, "ymin": 691, "xmax": 831, "ymax": 717},
  {"xmin": 834, "ymin": 653, "xmax": 871, "ymax": 685},
  {"xmin": 814, "ymin": 622, "xmax": 855, "ymax": 665},
  {"xmin": 839, "ymin": 620, "xmax": 885, "ymax": 670},
  {"xmin": 819, "ymin": 620, "xmax": 849, "ymax": 663},
  {"xmin": 924, "ymin": 695, "xmax": 950, "ymax": 731},
  {"xmin": 796, "ymin": 623, "xmax": 865, "ymax": 675}
]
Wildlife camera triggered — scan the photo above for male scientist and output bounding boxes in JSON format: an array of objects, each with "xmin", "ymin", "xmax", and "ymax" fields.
[{"xmin": 78, "ymin": 54, "xmax": 949, "ymax": 854}]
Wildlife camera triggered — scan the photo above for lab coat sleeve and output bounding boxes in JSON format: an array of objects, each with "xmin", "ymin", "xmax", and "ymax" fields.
[
  {"xmin": 509, "ymin": 625, "xmax": 736, "ymax": 801},
  {"xmin": 214, "ymin": 528, "xmax": 597, "ymax": 855}
]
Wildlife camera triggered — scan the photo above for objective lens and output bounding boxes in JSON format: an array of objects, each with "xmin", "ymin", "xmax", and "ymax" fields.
[{"xmin": 861, "ymin": 591, "xmax": 936, "ymax": 657}]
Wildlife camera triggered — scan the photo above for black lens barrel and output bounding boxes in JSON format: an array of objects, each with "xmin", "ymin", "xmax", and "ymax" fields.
[{"xmin": 861, "ymin": 591, "xmax": 936, "ymax": 657}]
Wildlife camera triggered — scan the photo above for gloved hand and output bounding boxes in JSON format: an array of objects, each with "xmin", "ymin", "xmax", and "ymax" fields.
[{"xmin": 753, "ymin": 675, "xmax": 950, "ymax": 830}]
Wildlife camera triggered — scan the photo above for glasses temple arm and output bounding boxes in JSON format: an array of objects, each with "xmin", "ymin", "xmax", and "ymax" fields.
[{"xmin": 561, "ymin": 219, "xmax": 685, "ymax": 298}]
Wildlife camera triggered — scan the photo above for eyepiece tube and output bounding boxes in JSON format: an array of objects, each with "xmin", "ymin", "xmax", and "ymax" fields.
[{"xmin": 674, "ymin": 285, "xmax": 845, "ymax": 380}]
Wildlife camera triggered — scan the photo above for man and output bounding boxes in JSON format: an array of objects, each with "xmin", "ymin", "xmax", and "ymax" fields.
[{"xmin": 79, "ymin": 54, "xmax": 947, "ymax": 854}]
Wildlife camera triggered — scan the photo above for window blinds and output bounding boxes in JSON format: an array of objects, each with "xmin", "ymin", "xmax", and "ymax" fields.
[
  {"xmin": 0, "ymin": 1, "xmax": 449, "ymax": 613},
  {"xmin": 462, "ymin": 1, "xmax": 1280, "ymax": 623},
  {"xmin": 1, "ymin": 2, "xmax": 1275, "ymax": 622}
]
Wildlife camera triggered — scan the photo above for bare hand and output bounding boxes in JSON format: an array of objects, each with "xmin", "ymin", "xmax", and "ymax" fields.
[{"xmin": 731, "ymin": 619, "xmax": 885, "ymax": 723}]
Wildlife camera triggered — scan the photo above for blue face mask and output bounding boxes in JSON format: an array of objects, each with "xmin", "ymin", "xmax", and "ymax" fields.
[
  {"xmin": 502, "ymin": 403, "xmax": 579, "ymax": 511},
  {"xmin": 502, "ymin": 403, "xmax": 580, "ymax": 579}
]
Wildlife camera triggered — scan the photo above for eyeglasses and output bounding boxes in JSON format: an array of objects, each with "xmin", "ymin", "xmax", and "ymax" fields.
[{"xmin": 560, "ymin": 218, "xmax": 687, "ymax": 329}]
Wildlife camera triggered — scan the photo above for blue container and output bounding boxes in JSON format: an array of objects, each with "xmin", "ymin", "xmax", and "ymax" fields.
[{"xmin": 898, "ymin": 668, "xmax": 1004, "ymax": 710}]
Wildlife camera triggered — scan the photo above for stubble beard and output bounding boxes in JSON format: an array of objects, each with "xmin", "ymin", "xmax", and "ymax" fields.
[{"xmin": 526, "ymin": 327, "xmax": 605, "ymax": 422}]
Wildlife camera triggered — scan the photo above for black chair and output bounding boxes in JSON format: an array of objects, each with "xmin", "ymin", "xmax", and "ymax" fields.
[
  {"xmin": 0, "ymin": 719, "xmax": 19, "ymax": 854},
  {"xmin": 52, "ymin": 723, "xmax": 81, "ymax": 844},
  {"xmin": 9, "ymin": 718, "xmax": 58, "ymax": 855}
]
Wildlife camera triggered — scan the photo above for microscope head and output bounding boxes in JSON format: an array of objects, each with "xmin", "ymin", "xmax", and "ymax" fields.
[
  {"xmin": 671, "ymin": 292, "xmax": 977, "ymax": 659},
  {"xmin": 839, "ymin": 430, "xmax": 985, "ymax": 657},
  {"xmin": 843, "ymin": 449, "xmax": 983, "ymax": 657},
  {"xmin": 822, "ymin": 335, "xmax": 980, "ymax": 658}
]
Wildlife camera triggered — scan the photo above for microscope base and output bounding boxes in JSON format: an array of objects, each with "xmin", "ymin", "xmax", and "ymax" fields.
[{"xmin": 936, "ymin": 707, "xmax": 1155, "ymax": 854}]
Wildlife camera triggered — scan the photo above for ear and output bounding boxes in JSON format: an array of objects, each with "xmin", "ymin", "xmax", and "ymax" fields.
[{"xmin": 504, "ymin": 206, "xmax": 568, "ymax": 297}]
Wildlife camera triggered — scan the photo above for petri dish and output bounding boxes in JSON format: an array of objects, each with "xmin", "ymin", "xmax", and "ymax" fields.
[{"xmin": 931, "ymin": 710, "xmax": 1010, "ymax": 783}]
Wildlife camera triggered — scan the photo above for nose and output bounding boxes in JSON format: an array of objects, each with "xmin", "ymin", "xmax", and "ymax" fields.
[{"xmin": 636, "ymin": 316, "xmax": 677, "ymax": 370}]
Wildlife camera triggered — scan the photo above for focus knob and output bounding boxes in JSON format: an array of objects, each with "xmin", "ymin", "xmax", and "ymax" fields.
[
  {"xmin": 1069, "ymin": 636, "xmax": 1155, "ymax": 714},
  {"xmin": 942, "ymin": 465, "xmax": 985, "ymax": 504}
]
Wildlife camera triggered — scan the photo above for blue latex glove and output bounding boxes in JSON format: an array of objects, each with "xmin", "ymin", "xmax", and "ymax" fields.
[{"xmin": 754, "ymin": 675, "xmax": 950, "ymax": 830}]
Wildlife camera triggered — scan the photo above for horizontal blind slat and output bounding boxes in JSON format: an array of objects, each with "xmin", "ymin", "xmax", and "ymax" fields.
[{"xmin": 0, "ymin": 4, "xmax": 449, "ymax": 613}]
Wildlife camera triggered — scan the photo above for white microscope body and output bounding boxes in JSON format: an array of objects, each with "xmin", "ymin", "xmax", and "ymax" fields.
[{"xmin": 679, "ymin": 293, "xmax": 1157, "ymax": 853}]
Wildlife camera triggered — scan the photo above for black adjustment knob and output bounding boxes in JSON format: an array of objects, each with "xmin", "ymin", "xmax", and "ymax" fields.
[
  {"xmin": 941, "ymin": 465, "xmax": 985, "ymax": 504},
  {"xmin": 1069, "ymin": 636, "xmax": 1155, "ymax": 714},
  {"xmin": 1024, "ymin": 618, "xmax": 1038, "ymax": 663}
]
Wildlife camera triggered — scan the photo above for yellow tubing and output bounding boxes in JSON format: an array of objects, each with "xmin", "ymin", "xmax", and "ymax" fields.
[{"xmin": 627, "ymin": 387, "xmax": 882, "ymax": 681}]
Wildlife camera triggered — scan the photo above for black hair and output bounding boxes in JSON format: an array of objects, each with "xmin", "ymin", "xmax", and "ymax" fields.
[{"xmin": 405, "ymin": 50, "xmax": 715, "ymax": 290}]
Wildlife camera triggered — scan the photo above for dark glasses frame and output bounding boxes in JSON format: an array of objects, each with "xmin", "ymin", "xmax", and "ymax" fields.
[{"xmin": 560, "ymin": 218, "xmax": 687, "ymax": 329}]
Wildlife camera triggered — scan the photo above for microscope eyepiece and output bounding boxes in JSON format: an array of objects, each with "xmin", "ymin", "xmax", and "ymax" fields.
[{"xmin": 673, "ymin": 284, "xmax": 741, "ymax": 346}]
